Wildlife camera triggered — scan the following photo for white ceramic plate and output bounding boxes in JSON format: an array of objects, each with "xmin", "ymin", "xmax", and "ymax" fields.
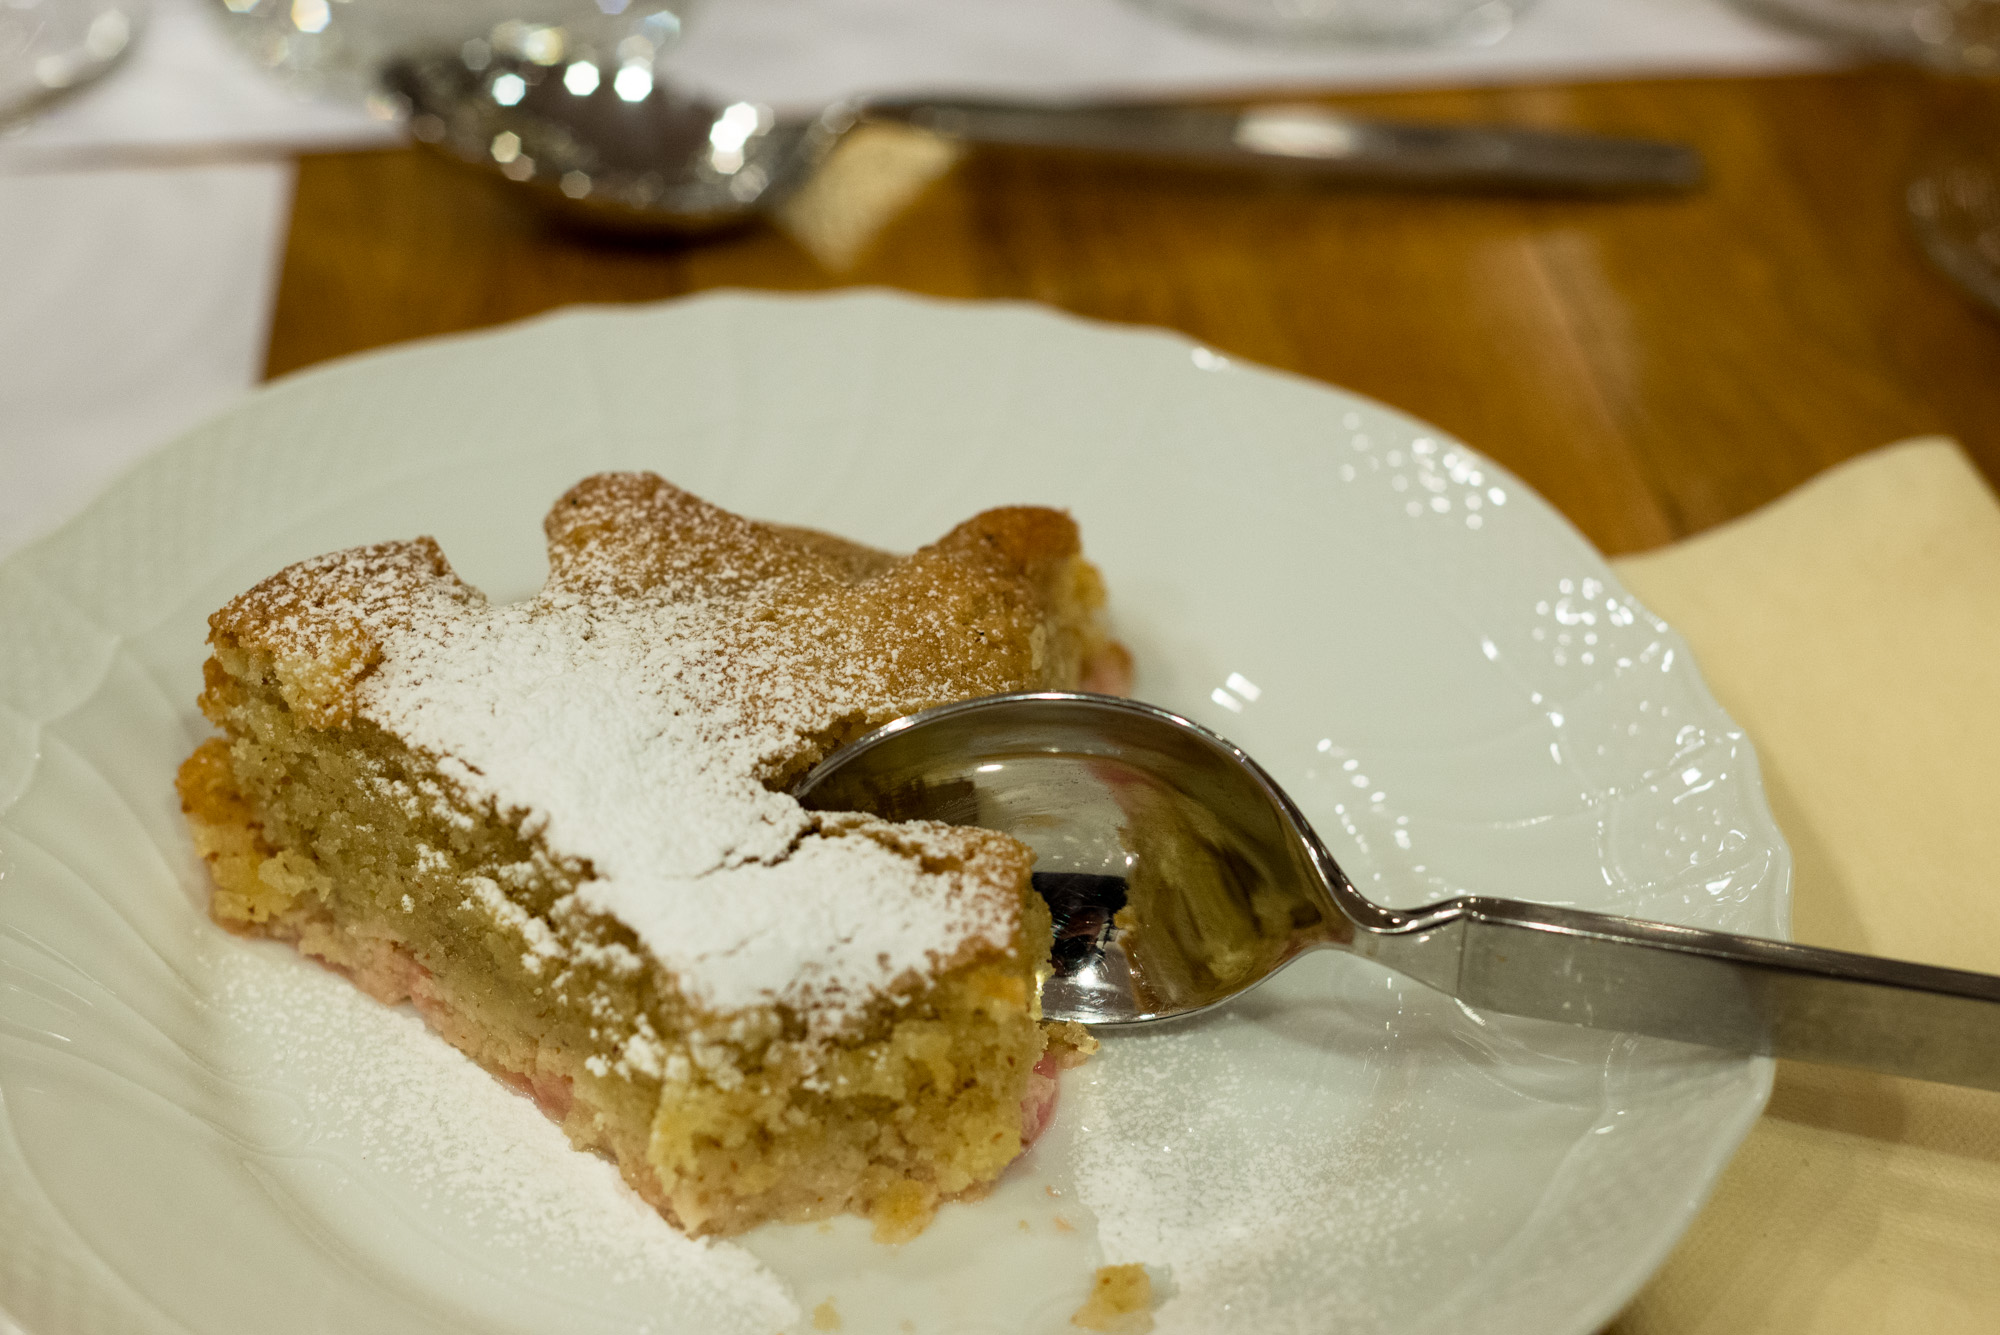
[{"xmin": 0, "ymin": 291, "xmax": 1787, "ymax": 1335}]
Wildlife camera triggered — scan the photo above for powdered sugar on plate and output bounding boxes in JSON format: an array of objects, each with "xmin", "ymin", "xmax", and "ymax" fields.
[
  {"xmin": 1066, "ymin": 969, "xmax": 1458, "ymax": 1335},
  {"xmin": 206, "ymin": 941, "xmax": 799, "ymax": 1334}
]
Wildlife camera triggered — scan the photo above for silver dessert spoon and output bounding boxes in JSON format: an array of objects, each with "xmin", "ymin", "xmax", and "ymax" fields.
[
  {"xmin": 384, "ymin": 46, "xmax": 1701, "ymax": 235},
  {"xmin": 795, "ymin": 692, "xmax": 2000, "ymax": 1091}
]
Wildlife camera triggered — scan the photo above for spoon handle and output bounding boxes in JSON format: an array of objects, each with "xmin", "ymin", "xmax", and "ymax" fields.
[
  {"xmin": 1363, "ymin": 897, "xmax": 2000, "ymax": 1090},
  {"xmin": 864, "ymin": 100, "xmax": 1701, "ymax": 193}
]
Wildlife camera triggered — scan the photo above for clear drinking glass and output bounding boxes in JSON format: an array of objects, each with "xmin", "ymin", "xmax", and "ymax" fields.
[
  {"xmin": 1736, "ymin": 0, "xmax": 1999, "ymax": 66},
  {"xmin": 1908, "ymin": 79, "xmax": 2000, "ymax": 318},
  {"xmin": 0, "ymin": 0, "xmax": 146, "ymax": 125},
  {"xmin": 207, "ymin": 0, "xmax": 694, "ymax": 107},
  {"xmin": 1741, "ymin": 0, "xmax": 2000, "ymax": 318},
  {"xmin": 1122, "ymin": 0, "xmax": 1536, "ymax": 47}
]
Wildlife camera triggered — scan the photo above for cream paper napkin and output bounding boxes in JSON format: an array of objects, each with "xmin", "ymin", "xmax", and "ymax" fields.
[{"xmin": 1603, "ymin": 438, "xmax": 2000, "ymax": 1332}]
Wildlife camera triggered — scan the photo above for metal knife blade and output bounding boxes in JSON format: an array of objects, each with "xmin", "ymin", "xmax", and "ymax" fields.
[{"xmin": 866, "ymin": 98, "xmax": 1703, "ymax": 193}]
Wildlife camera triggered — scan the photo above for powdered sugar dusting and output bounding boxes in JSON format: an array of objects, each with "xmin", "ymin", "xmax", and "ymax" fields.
[
  {"xmin": 214, "ymin": 476, "xmax": 1077, "ymax": 1033},
  {"xmin": 208, "ymin": 943, "xmax": 798, "ymax": 1333},
  {"xmin": 358, "ymin": 584, "xmax": 1014, "ymax": 1029},
  {"xmin": 366, "ymin": 589, "xmax": 811, "ymax": 883}
]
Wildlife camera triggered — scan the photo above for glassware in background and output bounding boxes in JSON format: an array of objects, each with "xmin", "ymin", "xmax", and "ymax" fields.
[
  {"xmin": 1908, "ymin": 77, "xmax": 2000, "ymax": 318},
  {"xmin": 0, "ymin": 0, "xmax": 146, "ymax": 125},
  {"xmin": 1739, "ymin": 0, "xmax": 2000, "ymax": 319},
  {"xmin": 1121, "ymin": 0, "xmax": 1535, "ymax": 47},
  {"xmin": 208, "ymin": 0, "xmax": 695, "ymax": 110},
  {"xmin": 1736, "ymin": 0, "xmax": 1998, "ymax": 69}
]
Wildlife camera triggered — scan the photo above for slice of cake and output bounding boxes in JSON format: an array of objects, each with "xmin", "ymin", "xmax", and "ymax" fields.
[{"xmin": 178, "ymin": 473, "xmax": 1127, "ymax": 1239}]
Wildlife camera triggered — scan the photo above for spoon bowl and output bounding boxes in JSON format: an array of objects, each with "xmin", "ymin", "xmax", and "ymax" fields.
[
  {"xmin": 797, "ymin": 692, "xmax": 2000, "ymax": 1090},
  {"xmin": 798, "ymin": 691, "xmax": 1356, "ymax": 1024},
  {"xmin": 386, "ymin": 50, "xmax": 850, "ymax": 233}
]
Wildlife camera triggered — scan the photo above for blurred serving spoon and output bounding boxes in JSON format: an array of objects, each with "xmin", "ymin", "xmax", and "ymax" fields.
[
  {"xmin": 795, "ymin": 692, "xmax": 2000, "ymax": 1091},
  {"xmin": 384, "ymin": 45, "xmax": 1702, "ymax": 235}
]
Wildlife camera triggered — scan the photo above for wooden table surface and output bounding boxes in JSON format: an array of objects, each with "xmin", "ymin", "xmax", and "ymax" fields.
[{"xmin": 268, "ymin": 66, "xmax": 2000, "ymax": 558}]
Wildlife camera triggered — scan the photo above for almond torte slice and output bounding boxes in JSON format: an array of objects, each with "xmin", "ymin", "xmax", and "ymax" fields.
[{"xmin": 177, "ymin": 473, "xmax": 1127, "ymax": 1239}]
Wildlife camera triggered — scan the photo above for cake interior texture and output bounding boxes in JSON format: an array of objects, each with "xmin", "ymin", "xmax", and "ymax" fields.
[{"xmin": 179, "ymin": 474, "xmax": 1124, "ymax": 1240}]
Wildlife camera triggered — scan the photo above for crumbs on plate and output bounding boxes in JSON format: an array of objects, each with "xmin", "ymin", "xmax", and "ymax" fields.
[{"xmin": 1071, "ymin": 1263, "xmax": 1155, "ymax": 1334}]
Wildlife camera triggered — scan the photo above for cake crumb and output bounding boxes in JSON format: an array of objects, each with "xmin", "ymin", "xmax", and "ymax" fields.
[
  {"xmin": 1071, "ymin": 1264, "xmax": 1154, "ymax": 1334},
  {"xmin": 1054, "ymin": 1213, "xmax": 1076, "ymax": 1233},
  {"xmin": 869, "ymin": 1179, "xmax": 935, "ymax": 1244},
  {"xmin": 811, "ymin": 1297, "xmax": 842, "ymax": 1330},
  {"xmin": 1045, "ymin": 1020, "xmax": 1100, "ymax": 1069}
]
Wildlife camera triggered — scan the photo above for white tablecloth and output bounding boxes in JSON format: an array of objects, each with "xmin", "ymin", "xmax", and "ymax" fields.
[
  {"xmin": 0, "ymin": 161, "xmax": 292, "ymax": 556},
  {"xmin": 667, "ymin": 0, "xmax": 1832, "ymax": 112}
]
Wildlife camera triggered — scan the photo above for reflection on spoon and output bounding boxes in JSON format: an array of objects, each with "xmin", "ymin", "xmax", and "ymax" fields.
[{"xmin": 796, "ymin": 692, "xmax": 2000, "ymax": 1091}]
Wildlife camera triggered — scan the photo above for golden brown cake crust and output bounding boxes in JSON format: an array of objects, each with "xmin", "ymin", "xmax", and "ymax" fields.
[
  {"xmin": 208, "ymin": 475, "xmax": 1107, "ymax": 751},
  {"xmin": 206, "ymin": 537, "xmax": 477, "ymax": 730}
]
